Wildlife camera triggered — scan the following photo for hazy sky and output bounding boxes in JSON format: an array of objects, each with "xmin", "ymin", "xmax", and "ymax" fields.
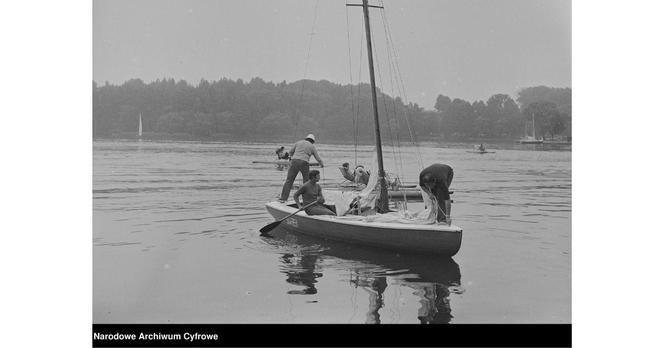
[{"xmin": 93, "ymin": 0, "xmax": 571, "ymax": 108}]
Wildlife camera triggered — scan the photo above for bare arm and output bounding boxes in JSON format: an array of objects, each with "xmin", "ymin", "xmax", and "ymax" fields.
[
  {"xmin": 340, "ymin": 167, "xmax": 355, "ymax": 181},
  {"xmin": 317, "ymin": 185, "xmax": 325, "ymax": 204},
  {"xmin": 293, "ymin": 186, "xmax": 305, "ymax": 208},
  {"xmin": 312, "ymin": 147, "xmax": 323, "ymax": 167}
]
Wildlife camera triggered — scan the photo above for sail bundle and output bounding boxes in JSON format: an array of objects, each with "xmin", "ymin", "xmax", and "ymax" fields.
[{"xmin": 324, "ymin": 154, "xmax": 438, "ymax": 225}]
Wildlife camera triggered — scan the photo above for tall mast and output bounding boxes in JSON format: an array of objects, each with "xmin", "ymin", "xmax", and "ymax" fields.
[{"xmin": 361, "ymin": 0, "xmax": 389, "ymax": 213}]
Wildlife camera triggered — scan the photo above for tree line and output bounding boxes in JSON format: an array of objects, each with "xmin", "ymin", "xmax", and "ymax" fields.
[{"xmin": 93, "ymin": 77, "xmax": 571, "ymax": 142}]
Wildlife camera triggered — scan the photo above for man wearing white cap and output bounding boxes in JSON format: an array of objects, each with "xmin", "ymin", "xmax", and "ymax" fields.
[{"xmin": 278, "ymin": 134, "xmax": 324, "ymax": 202}]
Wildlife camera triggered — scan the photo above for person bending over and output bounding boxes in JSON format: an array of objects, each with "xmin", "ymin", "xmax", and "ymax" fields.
[
  {"xmin": 293, "ymin": 170, "xmax": 336, "ymax": 216},
  {"xmin": 419, "ymin": 163, "xmax": 454, "ymax": 223}
]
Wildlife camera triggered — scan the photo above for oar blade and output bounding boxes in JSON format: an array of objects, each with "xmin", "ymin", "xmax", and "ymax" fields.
[{"xmin": 259, "ymin": 220, "xmax": 281, "ymax": 235}]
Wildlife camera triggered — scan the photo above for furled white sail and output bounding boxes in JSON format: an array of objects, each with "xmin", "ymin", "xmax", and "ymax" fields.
[{"xmin": 325, "ymin": 152, "xmax": 438, "ymax": 224}]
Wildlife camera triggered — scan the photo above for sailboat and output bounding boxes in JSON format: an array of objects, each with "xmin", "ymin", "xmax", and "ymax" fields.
[
  {"xmin": 263, "ymin": 0, "xmax": 462, "ymax": 256},
  {"xmin": 138, "ymin": 113, "xmax": 143, "ymax": 138},
  {"xmin": 518, "ymin": 112, "xmax": 543, "ymax": 144}
]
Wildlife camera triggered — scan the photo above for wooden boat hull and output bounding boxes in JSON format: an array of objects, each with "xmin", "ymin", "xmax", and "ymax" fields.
[
  {"xmin": 265, "ymin": 202, "xmax": 462, "ymax": 256},
  {"xmin": 466, "ymin": 150, "xmax": 495, "ymax": 154}
]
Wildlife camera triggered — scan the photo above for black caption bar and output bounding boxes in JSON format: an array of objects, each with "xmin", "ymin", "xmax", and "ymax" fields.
[{"xmin": 92, "ymin": 324, "xmax": 571, "ymax": 347}]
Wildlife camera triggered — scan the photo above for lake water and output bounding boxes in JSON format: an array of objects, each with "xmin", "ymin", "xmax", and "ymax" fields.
[{"xmin": 93, "ymin": 139, "xmax": 571, "ymax": 324}]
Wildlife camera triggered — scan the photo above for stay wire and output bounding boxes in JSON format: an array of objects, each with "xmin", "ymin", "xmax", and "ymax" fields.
[
  {"xmin": 357, "ymin": 27, "xmax": 366, "ymax": 165},
  {"xmin": 293, "ymin": 0, "xmax": 321, "ymax": 141},
  {"xmin": 383, "ymin": 6, "xmax": 421, "ymax": 160},
  {"xmin": 347, "ymin": 4, "xmax": 366, "ymax": 166},
  {"xmin": 345, "ymin": 2, "xmax": 359, "ymax": 166},
  {"xmin": 369, "ymin": 28, "xmax": 396, "ymax": 176},
  {"xmin": 379, "ymin": 0, "xmax": 424, "ymax": 169},
  {"xmin": 369, "ymin": 12, "xmax": 402, "ymax": 182},
  {"xmin": 377, "ymin": 6, "xmax": 407, "ymax": 179}
]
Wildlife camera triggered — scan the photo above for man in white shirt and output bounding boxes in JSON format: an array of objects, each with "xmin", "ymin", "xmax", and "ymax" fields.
[{"xmin": 278, "ymin": 134, "xmax": 324, "ymax": 202}]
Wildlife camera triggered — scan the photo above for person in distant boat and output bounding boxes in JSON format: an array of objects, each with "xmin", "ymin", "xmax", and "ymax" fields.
[
  {"xmin": 276, "ymin": 146, "xmax": 290, "ymax": 160},
  {"xmin": 419, "ymin": 163, "xmax": 454, "ymax": 223},
  {"xmin": 293, "ymin": 170, "xmax": 336, "ymax": 216},
  {"xmin": 278, "ymin": 134, "xmax": 324, "ymax": 202},
  {"xmin": 478, "ymin": 144, "xmax": 485, "ymax": 152}
]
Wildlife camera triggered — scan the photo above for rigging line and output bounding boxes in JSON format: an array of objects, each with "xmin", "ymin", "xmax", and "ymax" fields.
[
  {"xmin": 356, "ymin": 25, "xmax": 367, "ymax": 160},
  {"xmin": 378, "ymin": 0, "xmax": 408, "ymax": 104},
  {"xmin": 379, "ymin": 1, "xmax": 424, "ymax": 168},
  {"xmin": 375, "ymin": 7, "xmax": 404, "ymax": 178},
  {"xmin": 346, "ymin": 2, "xmax": 359, "ymax": 166},
  {"xmin": 377, "ymin": 2, "xmax": 412, "ymax": 114},
  {"xmin": 378, "ymin": 7, "xmax": 406, "ymax": 178},
  {"xmin": 368, "ymin": 14, "xmax": 401, "ymax": 179},
  {"xmin": 350, "ymin": 14, "xmax": 365, "ymax": 164},
  {"xmin": 374, "ymin": 57, "xmax": 400, "ymax": 178},
  {"xmin": 293, "ymin": 0, "xmax": 321, "ymax": 141}
]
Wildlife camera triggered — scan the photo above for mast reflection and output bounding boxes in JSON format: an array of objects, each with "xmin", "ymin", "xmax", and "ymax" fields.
[
  {"xmin": 415, "ymin": 283, "xmax": 453, "ymax": 324},
  {"xmin": 351, "ymin": 275, "xmax": 388, "ymax": 324}
]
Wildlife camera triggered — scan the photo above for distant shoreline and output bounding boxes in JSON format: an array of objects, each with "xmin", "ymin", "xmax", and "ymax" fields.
[{"xmin": 94, "ymin": 133, "xmax": 571, "ymax": 148}]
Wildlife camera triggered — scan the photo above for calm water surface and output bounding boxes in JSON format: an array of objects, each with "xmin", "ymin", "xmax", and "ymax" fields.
[{"xmin": 93, "ymin": 139, "xmax": 570, "ymax": 323}]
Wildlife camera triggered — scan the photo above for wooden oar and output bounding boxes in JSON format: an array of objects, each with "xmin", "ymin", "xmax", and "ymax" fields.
[{"xmin": 259, "ymin": 201, "xmax": 318, "ymax": 235}]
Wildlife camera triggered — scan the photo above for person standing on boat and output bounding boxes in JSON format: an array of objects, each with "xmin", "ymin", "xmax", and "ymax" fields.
[
  {"xmin": 278, "ymin": 134, "xmax": 324, "ymax": 202},
  {"xmin": 293, "ymin": 170, "xmax": 336, "ymax": 215},
  {"xmin": 419, "ymin": 163, "xmax": 454, "ymax": 223}
]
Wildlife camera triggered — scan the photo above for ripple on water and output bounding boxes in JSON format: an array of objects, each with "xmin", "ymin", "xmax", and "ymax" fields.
[
  {"xmin": 94, "ymin": 242, "xmax": 142, "ymax": 247},
  {"xmin": 93, "ymin": 140, "xmax": 570, "ymax": 323},
  {"xmin": 189, "ymin": 229, "xmax": 217, "ymax": 236}
]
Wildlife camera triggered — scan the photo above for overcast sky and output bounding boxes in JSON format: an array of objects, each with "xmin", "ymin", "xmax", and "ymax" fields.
[{"xmin": 93, "ymin": 0, "xmax": 570, "ymax": 109}]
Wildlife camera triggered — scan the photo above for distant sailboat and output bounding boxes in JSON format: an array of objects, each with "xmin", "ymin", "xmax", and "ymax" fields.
[
  {"xmin": 138, "ymin": 113, "xmax": 143, "ymax": 138},
  {"xmin": 518, "ymin": 112, "xmax": 543, "ymax": 144}
]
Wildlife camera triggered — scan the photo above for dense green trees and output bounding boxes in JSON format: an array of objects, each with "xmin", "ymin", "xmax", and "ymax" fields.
[
  {"xmin": 93, "ymin": 78, "xmax": 571, "ymax": 141},
  {"xmin": 517, "ymin": 86, "xmax": 572, "ymax": 138}
]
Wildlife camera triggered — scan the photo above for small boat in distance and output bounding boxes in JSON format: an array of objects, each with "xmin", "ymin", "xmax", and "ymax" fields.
[
  {"xmin": 518, "ymin": 112, "xmax": 544, "ymax": 144},
  {"xmin": 467, "ymin": 144, "xmax": 495, "ymax": 154},
  {"xmin": 138, "ymin": 113, "xmax": 143, "ymax": 138}
]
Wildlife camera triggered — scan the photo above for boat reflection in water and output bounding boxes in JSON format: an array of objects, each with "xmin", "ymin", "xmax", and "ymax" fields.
[
  {"xmin": 281, "ymin": 253, "xmax": 322, "ymax": 295},
  {"xmin": 264, "ymin": 227, "xmax": 462, "ymax": 324}
]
